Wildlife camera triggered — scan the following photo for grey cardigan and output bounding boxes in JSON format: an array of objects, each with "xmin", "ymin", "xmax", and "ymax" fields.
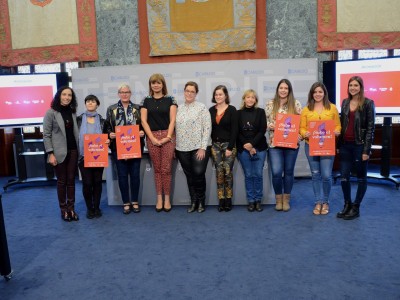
[{"xmin": 43, "ymin": 108, "xmax": 79, "ymax": 164}]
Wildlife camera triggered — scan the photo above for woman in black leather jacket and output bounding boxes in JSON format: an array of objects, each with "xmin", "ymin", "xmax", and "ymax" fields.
[{"xmin": 337, "ymin": 76, "xmax": 375, "ymax": 220}]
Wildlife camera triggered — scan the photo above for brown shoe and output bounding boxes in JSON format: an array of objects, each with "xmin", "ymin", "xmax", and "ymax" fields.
[
  {"xmin": 320, "ymin": 203, "xmax": 329, "ymax": 215},
  {"xmin": 313, "ymin": 203, "xmax": 322, "ymax": 215}
]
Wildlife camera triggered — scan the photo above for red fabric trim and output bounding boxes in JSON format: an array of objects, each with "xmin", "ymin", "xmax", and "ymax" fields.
[
  {"xmin": 0, "ymin": 0, "xmax": 98, "ymax": 66},
  {"xmin": 317, "ymin": 0, "xmax": 400, "ymax": 51},
  {"xmin": 138, "ymin": 0, "xmax": 267, "ymax": 64}
]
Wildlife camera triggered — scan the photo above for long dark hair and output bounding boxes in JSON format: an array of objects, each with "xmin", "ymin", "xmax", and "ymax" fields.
[
  {"xmin": 347, "ymin": 76, "xmax": 366, "ymax": 110},
  {"xmin": 51, "ymin": 86, "xmax": 77, "ymax": 113},
  {"xmin": 307, "ymin": 82, "xmax": 331, "ymax": 111}
]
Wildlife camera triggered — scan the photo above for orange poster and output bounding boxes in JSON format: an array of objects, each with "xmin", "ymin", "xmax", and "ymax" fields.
[
  {"xmin": 273, "ymin": 113, "xmax": 301, "ymax": 149},
  {"xmin": 308, "ymin": 120, "xmax": 335, "ymax": 156},
  {"xmin": 115, "ymin": 125, "xmax": 142, "ymax": 160},
  {"xmin": 84, "ymin": 134, "xmax": 109, "ymax": 167}
]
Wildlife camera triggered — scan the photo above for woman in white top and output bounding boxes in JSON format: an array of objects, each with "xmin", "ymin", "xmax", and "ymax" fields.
[{"xmin": 175, "ymin": 81, "xmax": 212, "ymax": 213}]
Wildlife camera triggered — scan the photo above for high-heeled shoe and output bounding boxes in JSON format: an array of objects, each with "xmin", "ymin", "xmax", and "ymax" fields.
[
  {"xmin": 61, "ymin": 211, "xmax": 71, "ymax": 222},
  {"xmin": 69, "ymin": 210, "xmax": 79, "ymax": 221},
  {"xmin": 155, "ymin": 207, "xmax": 163, "ymax": 213}
]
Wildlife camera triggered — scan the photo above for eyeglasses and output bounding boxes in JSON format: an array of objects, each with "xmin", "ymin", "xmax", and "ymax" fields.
[
  {"xmin": 184, "ymin": 90, "xmax": 196, "ymax": 95},
  {"xmin": 118, "ymin": 91, "xmax": 131, "ymax": 94}
]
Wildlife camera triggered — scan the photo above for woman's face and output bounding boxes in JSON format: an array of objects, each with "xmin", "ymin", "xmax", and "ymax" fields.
[
  {"xmin": 85, "ymin": 99, "xmax": 98, "ymax": 112},
  {"xmin": 184, "ymin": 85, "xmax": 197, "ymax": 103},
  {"xmin": 151, "ymin": 80, "xmax": 163, "ymax": 94},
  {"xmin": 214, "ymin": 89, "xmax": 226, "ymax": 104},
  {"xmin": 60, "ymin": 89, "xmax": 73, "ymax": 106},
  {"xmin": 313, "ymin": 87, "xmax": 325, "ymax": 103},
  {"xmin": 278, "ymin": 82, "xmax": 289, "ymax": 99},
  {"xmin": 348, "ymin": 80, "xmax": 361, "ymax": 97},
  {"xmin": 244, "ymin": 93, "xmax": 257, "ymax": 108},
  {"xmin": 118, "ymin": 87, "xmax": 131, "ymax": 103}
]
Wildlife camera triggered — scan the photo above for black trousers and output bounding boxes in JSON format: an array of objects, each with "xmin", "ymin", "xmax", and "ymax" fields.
[
  {"xmin": 176, "ymin": 147, "xmax": 210, "ymax": 204},
  {"xmin": 78, "ymin": 161, "xmax": 104, "ymax": 211}
]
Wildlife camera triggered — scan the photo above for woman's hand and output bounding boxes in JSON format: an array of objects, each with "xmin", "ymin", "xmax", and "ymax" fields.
[
  {"xmin": 243, "ymin": 143, "xmax": 253, "ymax": 152},
  {"xmin": 268, "ymin": 123, "xmax": 275, "ymax": 131},
  {"xmin": 48, "ymin": 153, "xmax": 57, "ymax": 166},
  {"xmin": 105, "ymin": 139, "xmax": 110, "ymax": 145},
  {"xmin": 362, "ymin": 154, "xmax": 369, "ymax": 161},
  {"xmin": 139, "ymin": 130, "xmax": 145, "ymax": 138},
  {"xmin": 109, "ymin": 132, "xmax": 116, "ymax": 139},
  {"xmin": 196, "ymin": 149, "xmax": 206, "ymax": 160},
  {"xmin": 160, "ymin": 137, "xmax": 171, "ymax": 145},
  {"xmin": 250, "ymin": 148, "xmax": 257, "ymax": 156},
  {"xmin": 304, "ymin": 131, "xmax": 310, "ymax": 138},
  {"xmin": 334, "ymin": 130, "xmax": 341, "ymax": 137},
  {"xmin": 151, "ymin": 137, "xmax": 162, "ymax": 146},
  {"xmin": 225, "ymin": 149, "xmax": 232, "ymax": 157}
]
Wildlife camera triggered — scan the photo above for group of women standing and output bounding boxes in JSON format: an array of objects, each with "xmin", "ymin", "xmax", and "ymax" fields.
[{"xmin": 43, "ymin": 74, "xmax": 374, "ymax": 222}]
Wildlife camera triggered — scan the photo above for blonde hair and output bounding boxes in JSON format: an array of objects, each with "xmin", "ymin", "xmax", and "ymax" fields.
[
  {"xmin": 118, "ymin": 83, "xmax": 131, "ymax": 93},
  {"xmin": 240, "ymin": 89, "xmax": 258, "ymax": 109}
]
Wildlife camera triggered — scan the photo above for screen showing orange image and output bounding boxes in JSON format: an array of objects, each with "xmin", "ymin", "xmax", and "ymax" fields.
[
  {"xmin": 273, "ymin": 113, "xmax": 300, "ymax": 149},
  {"xmin": 84, "ymin": 134, "xmax": 109, "ymax": 167},
  {"xmin": 115, "ymin": 125, "xmax": 142, "ymax": 160},
  {"xmin": 308, "ymin": 120, "xmax": 335, "ymax": 156},
  {"xmin": 339, "ymin": 71, "xmax": 400, "ymax": 109}
]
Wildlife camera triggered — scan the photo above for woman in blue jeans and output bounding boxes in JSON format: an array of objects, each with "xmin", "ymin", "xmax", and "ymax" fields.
[
  {"xmin": 237, "ymin": 89, "xmax": 268, "ymax": 212},
  {"xmin": 300, "ymin": 82, "xmax": 341, "ymax": 215},
  {"xmin": 337, "ymin": 76, "xmax": 375, "ymax": 220},
  {"xmin": 104, "ymin": 84, "xmax": 145, "ymax": 215},
  {"xmin": 265, "ymin": 79, "xmax": 302, "ymax": 212}
]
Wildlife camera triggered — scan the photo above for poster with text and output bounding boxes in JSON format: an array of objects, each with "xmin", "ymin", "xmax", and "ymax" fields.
[
  {"xmin": 84, "ymin": 134, "xmax": 109, "ymax": 167},
  {"xmin": 273, "ymin": 113, "xmax": 300, "ymax": 149},
  {"xmin": 308, "ymin": 120, "xmax": 335, "ymax": 156},
  {"xmin": 116, "ymin": 125, "xmax": 142, "ymax": 160}
]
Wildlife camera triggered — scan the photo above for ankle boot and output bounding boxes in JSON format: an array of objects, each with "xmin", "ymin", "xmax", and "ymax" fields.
[
  {"xmin": 218, "ymin": 199, "xmax": 225, "ymax": 212},
  {"xmin": 224, "ymin": 198, "xmax": 232, "ymax": 212},
  {"xmin": 275, "ymin": 194, "xmax": 283, "ymax": 211},
  {"xmin": 336, "ymin": 201, "xmax": 352, "ymax": 218},
  {"xmin": 255, "ymin": 201, "xmax": 263, "ymax": 212},
  {"xmin": 282, "ymin": 194, "xmax": 291, "ymax": 212},
  {"xmin": 197, "ymin": 199, "xmax": 205, "ymax": 213},
  {"xmin": 343, "ymin": 204, "xmax": 360, "ymax": 220},
  {"xmin": 187, "ymin": 200, "xmax": 198, "ymax": 213}
]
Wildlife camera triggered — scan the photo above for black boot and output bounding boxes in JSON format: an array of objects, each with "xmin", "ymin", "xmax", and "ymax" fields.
[
  {"xmin": 218, "ymin": 199, "xmax": 225, "ymax": 212},
  {"xmin": 224, "ymin": 198, "xmax": 232, "ymax": 212},
  {"xmin": 336, "ymin": 201, "xmax": 352, "ymax": 218},
  {"xmin": 247, "ymin": 203, "xmax": 255, "ymax": 212},
  {"xmin": 187, "ymin": 200, "xmax": 198, "ymax": 213},
  {"xmin": 343, "ymin": 204, "xmax": 360, "ymax": 220},
  {"xmin": 197, "ymin": 199, "xmax": 205, "ymax": 213},
  {"xmin": 255, "ymin": 201, "xmax": 263, "ymax": 212}
]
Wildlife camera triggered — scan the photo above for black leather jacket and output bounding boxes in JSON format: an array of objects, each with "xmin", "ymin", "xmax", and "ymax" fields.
[
  {"xmin": 338, "ymin": 97, "xmax": 375, "ymax": 155},
  {"xmin": 103, "ymin": 101, "xmax": 144, "ymax": 153}
]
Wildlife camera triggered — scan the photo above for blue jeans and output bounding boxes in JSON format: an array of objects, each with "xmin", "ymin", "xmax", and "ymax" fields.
[
  {"xmin": 237, "ymin": 149, "xmax": 267, "ymax": 203},
  {"xmin": 268, "ymin": 147, "xmax": 299, "ymax": 194},
  {"xmin": 113, "ymin": 153, "xmax": 141, "ymax": 204},
  {"xmin": 339, "ymin": 142, "xmax": 368, "ymax": 205},
  {"xmin": 305, "ymin": 143, "xmax": 334, "ymax": 204}
]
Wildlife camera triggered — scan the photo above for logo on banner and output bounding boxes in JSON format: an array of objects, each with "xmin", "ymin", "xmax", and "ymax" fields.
[{"xmin": 30, "ymin": 0, "xmax": 53, "ymax": 7}]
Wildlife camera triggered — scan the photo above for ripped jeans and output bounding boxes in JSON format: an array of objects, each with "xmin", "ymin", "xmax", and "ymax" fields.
[{"xmin": 339, "ymin": 142, "xmax": 369, "ymax": 205}]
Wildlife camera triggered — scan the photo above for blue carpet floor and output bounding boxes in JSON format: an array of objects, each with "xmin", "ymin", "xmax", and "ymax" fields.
[{"xmin": 0, "ymin": 175, "xmax": 399, "ymax": 300}]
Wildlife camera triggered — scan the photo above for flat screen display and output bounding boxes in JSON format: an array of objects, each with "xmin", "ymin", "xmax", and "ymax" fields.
[
  {"xmin": 0, "ymin": 72, "xmax": 69, "ymax": 127},
  {"xmin": 323, "ymin": 57, "xmax": 400, "ymax": 115}
]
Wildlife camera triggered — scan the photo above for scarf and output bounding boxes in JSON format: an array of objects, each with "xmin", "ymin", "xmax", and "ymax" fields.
[
  {"xmin": 79, "ymin": 111, "xmax": 102, "ymax": 157},
  {"xmin": 116, "ymin": 100, "xmax": 136, "ymax": 126}
]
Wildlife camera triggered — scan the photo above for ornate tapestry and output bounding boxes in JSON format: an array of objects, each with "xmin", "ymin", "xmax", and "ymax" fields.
[
  {"xmin": 147, "ymin": 0, "xmax": 256, "ymax": 56},
  {"xmin": 0, "ymin": 0, "xmax": 98, "ymax": 66},
  {"xmin": 317, "ymin": 0, "xmax": 400, "ymax": 51}
]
